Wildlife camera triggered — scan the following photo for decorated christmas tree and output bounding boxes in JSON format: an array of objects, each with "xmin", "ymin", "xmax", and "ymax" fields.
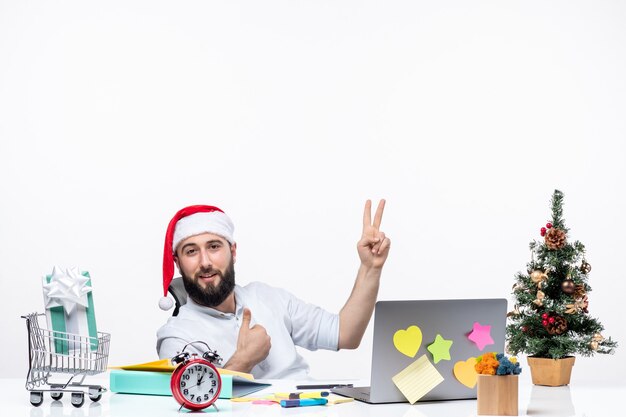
[{"xmin": 506, "ymin": 190, "xmax": 617, "ymax": 360}]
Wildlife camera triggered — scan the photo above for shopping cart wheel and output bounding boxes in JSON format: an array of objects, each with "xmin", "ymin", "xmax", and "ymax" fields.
[
  {"xmin": 30, "ymin": 391, "xmax": 44, "ymax": 406},
  {"xmin": 50, "ymin": 391, "xmax": 63, "ymax": 400},
  {"xmin": 71, "ymin": 392, "xmax": 84, "ymax": 408},
  {"xmin": 88, "ymin": 386, "xmax": 103, "ymax": 402}
]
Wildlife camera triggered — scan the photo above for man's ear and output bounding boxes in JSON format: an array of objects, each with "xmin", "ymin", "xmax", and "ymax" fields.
[
  {"xmin": 173, "ymin": 254, "xmax": 180, "ymax": 271},
  {"xmin": 231, "ymin": 242, "xmax": 237, "ymax": 264}
]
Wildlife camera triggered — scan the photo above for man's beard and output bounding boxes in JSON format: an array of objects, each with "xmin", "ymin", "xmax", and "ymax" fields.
[{"xmin": 182, "ymin": 259, "xmax": 236, "ymax": 308}]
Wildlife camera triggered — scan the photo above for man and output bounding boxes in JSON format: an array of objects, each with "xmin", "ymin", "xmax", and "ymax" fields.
[{"xmin": 156, "ymin": 200, "xmax": 390, "ymax": 379}]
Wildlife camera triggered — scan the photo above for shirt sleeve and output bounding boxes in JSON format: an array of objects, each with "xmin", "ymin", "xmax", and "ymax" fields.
[
  {"xmin": 157, "ymin": 336, "xmax": 189, "ymax": 360},
  {"xmin": 156, "ymin": 319, "xmax": 206, "ymax": 359},
  {"xmin": 258, "ymin": 283, "xmax": 340, "ymax": 352}
]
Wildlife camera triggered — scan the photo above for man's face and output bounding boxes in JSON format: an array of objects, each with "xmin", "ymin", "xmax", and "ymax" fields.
[{"xmin": 175, "ymin": 233, "xmax": 236, "ymax": 308}]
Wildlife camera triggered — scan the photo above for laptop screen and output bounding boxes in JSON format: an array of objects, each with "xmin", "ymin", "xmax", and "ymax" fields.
[{"xmin": 368, "ymin": 299, "xmax": 507, "ymax": 403}]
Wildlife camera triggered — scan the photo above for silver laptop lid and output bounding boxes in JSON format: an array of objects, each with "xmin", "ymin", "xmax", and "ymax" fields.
[{"xmin": 369, "ymin": 299, "xmax": 507, "ymax": 403}]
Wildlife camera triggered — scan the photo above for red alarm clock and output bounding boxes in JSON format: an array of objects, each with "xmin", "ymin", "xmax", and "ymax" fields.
[{"xmin": 170, "ymin": 342, "xmax": 223, "ymax": 411}]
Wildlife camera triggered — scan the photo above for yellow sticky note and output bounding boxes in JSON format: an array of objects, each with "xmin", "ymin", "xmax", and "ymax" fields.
[
  {"xmin": 326, "ymin": 394, "xmax": 354, "ymax": 405},
  {"xmin": 392, "ymin": 354, "xmax": 444, "ymax": 404},
  {"xmin": 393, "ymin": 325, "xmax": 423, "ymax": 358}
]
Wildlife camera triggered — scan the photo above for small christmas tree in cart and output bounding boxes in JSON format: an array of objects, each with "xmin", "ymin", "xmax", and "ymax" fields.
[{"xmin": 506, "ymin": 190, "xmax": 617, "ymax": 386}]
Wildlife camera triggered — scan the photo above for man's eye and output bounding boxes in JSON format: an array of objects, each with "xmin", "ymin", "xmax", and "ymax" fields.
[
  {"xmin": 185, "ymin": 249, "xmax": 197, "ymax": 256},
  {"xmin": 209, "ymin": 244, "xmax": 220, "ymax": 250}
]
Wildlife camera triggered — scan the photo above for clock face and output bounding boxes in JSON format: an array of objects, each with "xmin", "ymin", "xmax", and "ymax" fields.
[{"xmin": 176, "ymin": 361, "xmax": 220, "ymax": 407}]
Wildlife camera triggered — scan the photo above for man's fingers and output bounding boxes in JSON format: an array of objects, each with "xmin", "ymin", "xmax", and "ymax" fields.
[
  {"xmin": 241, "ymin": 308, "xmax": 252, "ymax": 329},
  {"xmin": 362, "ymin": 199, "xmax": 372, "ymax": 229},
  {"xmin": 359, "ymin": 235, "xmax": 380, "ymax": 248},
  {"xmin": 378, "ymin": 237, "xmax": 391, "ymax": 254},
  {"xmin": 372, "ymin": 199, "xmax": 386, "ymax": 229},
  {"xmin": 371, "ymin": 232, "xmax": 386, "ymax": 253}
]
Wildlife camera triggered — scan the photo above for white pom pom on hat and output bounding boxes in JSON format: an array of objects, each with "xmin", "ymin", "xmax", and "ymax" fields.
[
  {"xmin": 160, "ymin": 205, "xmax": 235, "ymax": 311},
  {"xmin": 159, "ymin": 296, "xmax": 174, "ymax": 311}
]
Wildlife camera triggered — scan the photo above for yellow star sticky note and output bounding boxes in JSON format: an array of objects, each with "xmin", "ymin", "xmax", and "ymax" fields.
[
  {"xmin": 427, "ymin": 334, "xmax": 453, "ymax": 364},
  {"xmin": 392, "ymin": 354, "xmax": 444, "ymax": 404}
]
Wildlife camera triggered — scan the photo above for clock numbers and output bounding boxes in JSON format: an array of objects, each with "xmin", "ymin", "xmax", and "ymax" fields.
[{"xmin": 178, "ymin": 363, "xmax": 219, "ymax": 405}]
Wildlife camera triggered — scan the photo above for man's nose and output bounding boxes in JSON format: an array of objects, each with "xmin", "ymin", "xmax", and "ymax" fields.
[{"xmin": 200, "ymin": 249, "xmax": 212, "ymax": 268}]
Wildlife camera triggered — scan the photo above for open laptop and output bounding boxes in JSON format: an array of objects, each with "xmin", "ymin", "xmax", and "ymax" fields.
[{"xmin": 333, "ymin": 299, "xmax": 507, "ymax": 404}]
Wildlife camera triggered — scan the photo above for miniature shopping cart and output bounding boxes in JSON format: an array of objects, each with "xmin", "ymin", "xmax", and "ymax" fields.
[{"xmin": 22, "ymin": 313, "xmax": 111, "ymax": 407}]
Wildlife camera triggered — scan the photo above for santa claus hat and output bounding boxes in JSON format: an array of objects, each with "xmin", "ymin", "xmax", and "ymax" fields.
[{"xmin": 159, "ymin": 205, "xmax": 235, "ymax": 310}]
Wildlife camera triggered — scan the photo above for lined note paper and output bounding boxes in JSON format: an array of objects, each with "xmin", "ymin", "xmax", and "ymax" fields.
[{"xmin": 392, "ymin": 354, "xmax": 444, "ymax": 404}]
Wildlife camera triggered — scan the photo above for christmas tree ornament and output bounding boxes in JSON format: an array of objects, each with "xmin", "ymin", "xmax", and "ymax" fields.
[
  {"xmin": 545, "ymin": 228, "xmax": 567, "ymax": 250},
  {"xmin": 506, "ymin": 305, "xmax": 521, "ymax": 317},
  {"xmin": 530, "ymin": 270, "xmax": 548, "ymax": 289},
  {"xmin": 573, "ymin": 284, "xmax": 586, "ymax": 300},
  {"xmin": 565, "ymin": 298, "xmax": 588, "ymax": 314},
  {"xmin": 541, "ymin": 313, "xmax": 548, "ymax": 320},
  {"xmin": 561, "ymin": 279, "xmax": 576, "ymax": 295},
  {"xmin": 581, "ymin": 295, "xmax": 589, "ymax": 313},
  {"xmin": 540, "ymin": 227, "xmax": 547, "ymax": 237},
  {"xmin": 532, "ymin": 290, "xmax": 545, "ymax": 307},
  {"xmin": 546, "ymin": 222, "xmax": 552, "ymax": 229},
  {"xmin": 590, "ymin": 333, "xmax": 603, "ymax": 351},
  {"xmin": 580, "ymin": 260, "xmax": 592, "ymax": 274},
  {"xmin": 545, "ymin": 315, "xmax": 568, "ymax": 335}
]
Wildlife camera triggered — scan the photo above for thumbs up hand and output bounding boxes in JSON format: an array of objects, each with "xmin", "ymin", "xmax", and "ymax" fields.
[{"xmin": 223, "ymin": 308, "xmax": 271, "ymax": 373}]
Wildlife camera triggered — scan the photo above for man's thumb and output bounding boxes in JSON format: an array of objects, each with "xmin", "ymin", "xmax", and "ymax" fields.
[{"xmin": 240, "ymin": 308, "xmax": 252, "ymax": 329}]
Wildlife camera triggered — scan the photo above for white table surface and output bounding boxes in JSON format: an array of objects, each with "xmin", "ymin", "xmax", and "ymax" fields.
[{"xmin": 1, "ymin": 372, "xmax": 624, "ymax": 417}]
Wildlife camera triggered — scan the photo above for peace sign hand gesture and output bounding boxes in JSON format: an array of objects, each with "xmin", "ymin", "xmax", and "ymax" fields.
[{"xmin": 357, "ymin": 199, "xmax": 390, "ymax": 270}]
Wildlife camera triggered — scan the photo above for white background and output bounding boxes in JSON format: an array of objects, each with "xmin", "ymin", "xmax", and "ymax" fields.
[{"xmin": 1, "ymin": 0, "xmax": 624, "ymax": 383}]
